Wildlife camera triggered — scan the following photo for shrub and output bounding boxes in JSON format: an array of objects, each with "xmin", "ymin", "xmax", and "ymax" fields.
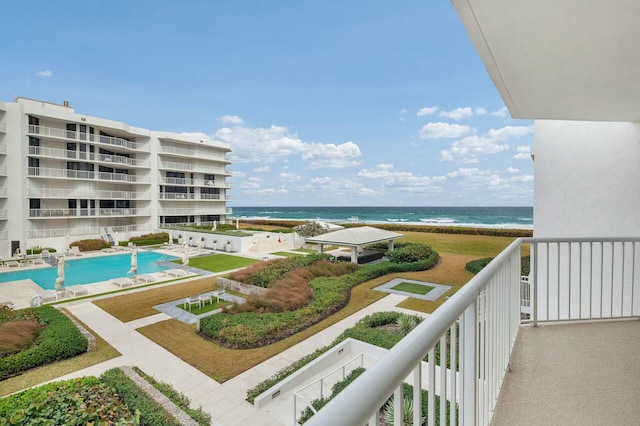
[
  {"xmin": 26, "ymin": 247, "xmax": 57, "ymax": 255},
  {"xmin": 132, "ymin": 367, "xmax": 211, "ymax": 426},
  {"xmin": 231, "ymin": 253, "xmax": 334, "ymax": 288},
  {"xmin": 0, "ymin": 377, "xmax": 136, "ymax": 424},
  {"xmin": 101, "ymin": 368, "xmax": 181, "ymax": 426},
  {"xmin": 70, "ymin": 238, "xmax": 110, "ymax": 252},
  {"xmin": 129, "ymin": 232, "xmax": 170, "ymax": 246},
  {"xmin": 201, "ymin": 252, "xmax": 438, "ymax": 349},
  {"xmin": 386, "ymin": 243, "xmax": 432, "ymax": 263},
  {"xmin": 466, "ymin": 255, "xmax": 530, "ymax": 276},
  {"xmin": 0, "ymin": 306, "xmax": 88, "ymax": 380},
  {"xmin": 0, "ymin": 320, "xmax": 43, "ymax": 356}
]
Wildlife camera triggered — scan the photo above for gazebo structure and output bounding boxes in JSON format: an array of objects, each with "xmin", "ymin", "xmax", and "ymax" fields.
[{"xmin": 305, "ymin": 226, "xmax": 403, "ymax": 264}]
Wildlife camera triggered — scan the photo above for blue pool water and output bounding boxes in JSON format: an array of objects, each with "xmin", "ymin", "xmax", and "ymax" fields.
[{"xmin": 0, "ymin": 251, "xmax": 176, "ymax": 290}]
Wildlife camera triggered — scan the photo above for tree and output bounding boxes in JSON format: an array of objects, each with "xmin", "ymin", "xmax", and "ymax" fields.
[{"xmin": 294, "ymin": 221, "xmax": 329, "ymax": 237}]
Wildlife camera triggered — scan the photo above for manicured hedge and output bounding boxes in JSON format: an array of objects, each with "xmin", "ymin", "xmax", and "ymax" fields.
[
  {"xmin": 70, "ymin": 238, "xmax": 110, "ymax": 252},
  {"xmin": 386, "ymin": 243, "xmax": 432, "ymax": 263},
  {"xmin": 128, "ymin": 232, "xmax": 170, "ymax": 246},
  {"xmin": 466, "ymin": 255, "xmax": 530, "ymax": 276},
  {"xmin": 0, "ymin": 306, "xmax": 88, "ymax": 380},
  {"xmin": 133, "ymin": 367, "xmax": 211, "ymax": 426},
  {"xmin": 26, "ymin": 247, "xmax": 57, "ymax": 255},
  {"xmin": 0, "ymin": 377, "xmax": 135, "ymax": 424},
  {"xmin": 101, "ymin": 368, "xmax": 181, "ymax": 426},
  {"xmin": 244, "ymin": 253, "xmax": 334, "ymax": 288},
  {"xmin": 200, "ymin": 252, "xmax": 439, "ymax": 349}
]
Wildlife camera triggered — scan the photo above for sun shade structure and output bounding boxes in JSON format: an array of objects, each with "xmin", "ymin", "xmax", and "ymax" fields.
[{"xmin": 306, "ymin": 226, "xmax": 403, "ymax": 263}]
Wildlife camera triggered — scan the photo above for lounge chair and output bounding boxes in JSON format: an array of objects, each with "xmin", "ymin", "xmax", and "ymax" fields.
[
  {"xmin": 165, "ymin": 269, "xmax": 187, "ymax": 278},
  {"xmin": 41, "ymin": 249, "xmax": 50, "ymax": 258},
  {"xmin": 5, "ymin": 261, "xmax": 20, "ymax": 268},
  {"xmin": 111, "ymin": 277, "xmax": 134, "ymax": 288},
  {"xmin": 137, "ymin": 274, "xmax": 156, "ymax": 284},
  {"xmin": 66, "ymin": 285, "xmax": 89, "ymax": 297},
  {"xmin": 184, "ymin": 295, "xmax": 201, "ymax": 311},
  {"xmin": 34, "ymin": 289, "xmax": 59, "ymax": 302},
  {"xmin": 31, "ymin": 258, "xmax": 45, "ymax": 265},
  {"xmin": 213, "ymin": 288, "xmax": 226, "ymax": 303},
  {"xmin": 70, "ymin": 246, "xmax": 84, "ymax": 256}
]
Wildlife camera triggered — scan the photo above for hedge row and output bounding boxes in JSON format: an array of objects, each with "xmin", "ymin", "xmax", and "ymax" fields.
[
  {"xmin": 200, "ymin": 252, "xmax": 439, "ymax": 349},
  {"xmin": 244, "ymin": 253, "xmax": 334, "ymax": 288},
  {"xmin": 386, "ymin": 243, "xmax": 432, "ymax": 263},
  {"xmin": 0, "ymin": 306, "xmax": 88, "ymax": 380},
  {"xmin": 101, "ymin": 368, "xmax": 181, "ymax": 426},
  {"xmin": 0, "ymin": 377, "xmax": 136, "ymax": 424},
  {"xmin": 127, "ymin": 232, "xmax": 170, "ymax": 246},
  {"xmin": 242, "ymin": 220, "xmax": 533, "ymax": 238},
  {"xmin": 132, "ymin": 367, "xmax": 211, "ymax": 425},
  {"xmin": 465, "ymin": 255, "xmax": 531, "ymax": 276},
  {"xmin": 70, "ymin": 238, "xmax": 110, "ymax": 252}
]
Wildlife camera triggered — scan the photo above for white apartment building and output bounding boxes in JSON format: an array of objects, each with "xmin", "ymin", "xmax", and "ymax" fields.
[{"xmin": 0, "ymin": 97, "xmax": 232, "ymax": 257}]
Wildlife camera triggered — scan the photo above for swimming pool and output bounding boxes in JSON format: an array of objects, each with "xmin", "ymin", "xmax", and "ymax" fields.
[{"xmin": 0, "ymin": 251, "xmax": 177, "ymax": 290}]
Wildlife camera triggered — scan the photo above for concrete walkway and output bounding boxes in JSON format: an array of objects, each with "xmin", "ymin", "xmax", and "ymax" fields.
[{"xmin": 51, "ymin": 290, "xmax": 422, "ymax": 425}]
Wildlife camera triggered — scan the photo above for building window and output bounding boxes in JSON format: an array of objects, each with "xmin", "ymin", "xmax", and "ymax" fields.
[
  {"xmin": 29, "ymin": 199, "xmax": 41, "ymax": 209},
  {"xmin": 28, "ymin": 137, "xmax": 40, "ymax": 147},
  {"xmin": 66, "ymin": 123, "xmax": 77, "ymax": 139},
  {"xmin": 68, "ymin": 199, "xmax": 77, "ymax": 209},
  {"xmin": 28, "ymin": 116, "xmax": 39, "ymax": 126}
]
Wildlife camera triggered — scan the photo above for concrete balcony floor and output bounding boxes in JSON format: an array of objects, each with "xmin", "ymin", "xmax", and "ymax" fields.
[{"xmin": 493, "ymin": 320, "xmax": 640, "ymax": 426}]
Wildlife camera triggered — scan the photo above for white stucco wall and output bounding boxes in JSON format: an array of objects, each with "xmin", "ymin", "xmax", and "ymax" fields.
[{"xmin": 534, "ymin": 120, "xmax": 640, "ymax": 238}]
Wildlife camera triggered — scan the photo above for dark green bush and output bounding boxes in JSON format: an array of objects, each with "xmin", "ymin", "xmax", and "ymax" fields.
[
  {"xmin": 70, "ymin": 238, "xmax": 110, "ymax": 252},
  {"xmin": 386, "ymin": 243, "xmax": 433, "ymax": 263},
  {"xmin": 128, "ymin": 232, "xmax": 170, "ymax": 246},
  {"xmin": 201, "ymin": 251, "xmax": 438, "ymax": 348},
  {"xmin": 0, "ymin": 377, "xmax": 136, "ymax": 424},
  {"xmin": 0, "ymin": 306, "xmax": 88, "ymax": 380},
  {"xmin": 25, "ymin": 247, "xmax": 57, "ymax": 255},
  {"xmin": 132, "ymin": 367, "xmax": 211, "ymax": 426},
  {"xmin": 101, "ymin": 368, "xmax": 181, "ymax": 426},
  {"xmin": 466, "ymin": 255, "xmax": 530, "ymax": 276}
]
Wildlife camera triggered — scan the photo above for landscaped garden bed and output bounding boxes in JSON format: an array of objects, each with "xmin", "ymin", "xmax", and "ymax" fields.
[
  {"xmin": 199, "ymin": 247, "xmax": 439, "ymax": 349},
  {"xmin": 0, "ymin": 305, "xmax": 88, "ymax": 381}
]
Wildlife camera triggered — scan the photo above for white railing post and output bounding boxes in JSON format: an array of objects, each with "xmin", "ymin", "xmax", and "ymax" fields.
[
  {"xmin": 462, "ymin": 300, "xmax": 477, "ymax": 426},
  {"xmin": 532, "ymin": 242, "xmax": 538, "ymax": 326},
  {"xmin": 394, "ymin": 386, "xmax": 402, "ymax": 425}
]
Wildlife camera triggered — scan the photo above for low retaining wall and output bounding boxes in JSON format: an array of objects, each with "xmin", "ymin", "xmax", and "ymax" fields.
[
  {"xmin": 60, "ymin": 308, "xmax": 96, "ymax": 352},
  {"xmin": 216, "ymin": 277, "xmax": 268, "ymax": 296}
]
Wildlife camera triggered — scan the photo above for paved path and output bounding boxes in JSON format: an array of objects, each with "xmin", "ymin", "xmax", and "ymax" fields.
[{"xmin": 55, "ymin": 290, "xmax": 422, "ymax": 425}]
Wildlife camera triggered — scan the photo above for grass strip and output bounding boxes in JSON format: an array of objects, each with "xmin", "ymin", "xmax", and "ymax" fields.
[
  {"xmin": 174, "ymin": 254, "xmax": 258, "ymax": 272},
  {"xmin": 270, "ymin": 251, "xmax": 303, "ymax": 257},
  {"xmin": 391, "ymin": 282, "xmax": 434, "ymax": 295}
]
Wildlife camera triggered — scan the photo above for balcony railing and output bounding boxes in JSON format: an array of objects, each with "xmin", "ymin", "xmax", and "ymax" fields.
[
  {"xmin": 27, "ymin": 224, "xmax": 147, "ymax": 239},
  {"xmin": 27, "ymin": 188, "xmax": 143, "ymax": 199},
  {"xmin": 158, "ymin": 193, "xmax": 228, "ymax": 201},
  {"xmin": 308, "ymin": 237, "xmax": 640, "ymax": 426},
  {"xmin": 28, "ymin": 208, "xmax": 148, "ymax": 218},
  {"xmin": 160, "ymin": 207, "xmax": 229, "ymax": 215},
  {"xmin": 159, "ymin": 177, "xmax": 230, "ymax": 188},
  {"xmin": 27, "ymin": 146, "xmax": 147, "ymax": 167},
  {"xmin": 26, "ymin": 124, "xmax": 149, "ymax": 151},
  {"xmin": 159, "ymin": 145, "xmax": 230, "ymax": 162},
  {"xmin": 27, "ymin": 167, "xmax": 148, "ymax": 183},
  {"xmin": 0, "ymin": 121, "xmax": 6, "ymax": 133}
]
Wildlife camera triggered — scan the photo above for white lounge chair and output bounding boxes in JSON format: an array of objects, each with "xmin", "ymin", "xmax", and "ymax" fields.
[
  {"xmin": 34, "ymin": 289, "xmax": 59, "ymax": 302},
  {"xmin": 111, "ymin": 277, "xmax": 134, "ymax": 288},
  {"xmin": 5, "ymin": 261, "xmax": 20, "ymax": 268},
  {"xmin": 184, "ymin": 295, "xmax": 201, "ymax": 311},
  {"xmin": 137, "ymin": 274, "xmax": 156, "ymax": 284},
  {"xmin": 66, "ymin": 285, "xmax": 89, "ymax": 297},
  {"xmin": 165, "ymin": 269, "xmax": 187, "ymax": 278},
  {"xmin": 31, "ymin": 258, "xmax": 45, "ymax": 265},
  {"xmin": 70, "ymin": 246, "xmax": 84, "ymax": 256}
]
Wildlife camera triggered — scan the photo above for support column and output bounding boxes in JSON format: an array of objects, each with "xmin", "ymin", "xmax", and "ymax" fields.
[{"xmin": 351, "ymin": 246, "xmax": 358, "ymax": 264}]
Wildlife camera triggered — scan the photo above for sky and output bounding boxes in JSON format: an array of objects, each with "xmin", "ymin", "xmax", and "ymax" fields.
[{"xmin": 2, "ymin": 1, "xmax": 533, "ymax": 207}]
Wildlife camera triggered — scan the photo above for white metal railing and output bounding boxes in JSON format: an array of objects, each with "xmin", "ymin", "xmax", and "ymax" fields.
[
  {"xmin": 28, "ymin": 146, "xmax": 147, "ymax": 167},
  {"xmin": 310, "ymin": 237, "xmax": 640, "ymax": 425},
  {"xmin": 160, "ymin": 207, "xmax": 228, "ymax": 215},
  {"xmin": 159, "ymin": 177, "xmax": 232, "ymax": 187},
  {"xmin": 308, "ymin": 239, "xmax": 523, "ymax": 426},
  {"xmin": 28, "ymin": 208, "xmax": 147, "ymax": 218},
  {"xmin": 27, "ymin": 188, "xmax": 141, "ymax": 199},
  {"xmin": 26, "ymin": 124, "xmax": 148, "ymax": 151},
  {"xmin": 294, "ymin": 353, "xmax": 377, "ymax": 425},
  {"xmin": 0, "ymin": 121, "xmax": 6, "ymax": 132},
  {"xmin": 27, "ymin": 224, "xmax": 147, "ymax": 239},
  {"xmin": 0, "ymin": 144, "xmax": 6, "ymax": 154},
  {"xmin": 528, "ymin": 237, "xmax": 640, "ymax": 324},
  {"xmin": 159, "ymin": 192, "xmax": 196, "ymax": 200},
  {"xmin": 27, "ymin": 167, "xmax": 148, "ymax": 183}
]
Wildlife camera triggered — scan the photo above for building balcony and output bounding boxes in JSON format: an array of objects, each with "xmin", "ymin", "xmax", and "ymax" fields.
[
  {"xmin": 308, "ymin": 237, "xmax": 640, "ymax": 426},
  {"xmin": 26, "ymin": 224, "xmax": 149, "ymax": 239},
  {"xmin": 158, "ymin": 176, "xmax": 231, "ymax": 188},
  {"xmin": 0, "ymin": 121, "xmax": 6, "ymax": 133},
  {"xmin": 26, "ymin": 188, "xmax": 146, "ymax": 200},
  {"xmin": 28, "ymin": 208, "xmax": 149, "ymax": 218},
  {"xmin": 0, "ymin": 188, "xmax": 7, "ymax": 198},
  {"xmin": 160, "ymin": 207, "xmax": 229, "ymax": 216},
  {"xmin": 26, "ymin": 124, "xmax": 149, "ymax": 152},
  {"xmin": 158, "ymin": 160, "xmax": 231, "ymax": 175},
  {"xmin": 27, "ymin": 146, "xmax": 149, "ymax": 168},
  {"xmin": 158, "ymin": 193, "xmax": 229, "ymax": 201},
  {"xmin": 27, "ymin": 167, "xmax": 149, "ymax": 184},
  {"xmin": 0, "ymin": 144, "xmax": 6, "ymax": 154},
  {"xmin": 159, "ymin": 145, "xmax": 230, "ymax": 163},
  {"xmin": 0, "ymin": 210, "xmax": 7, "ymax": 220}
]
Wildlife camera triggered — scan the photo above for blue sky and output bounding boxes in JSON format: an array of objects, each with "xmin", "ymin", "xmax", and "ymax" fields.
[{"xmin": 2, "ymin": 1, "xmax": 533, "ymax": 207}]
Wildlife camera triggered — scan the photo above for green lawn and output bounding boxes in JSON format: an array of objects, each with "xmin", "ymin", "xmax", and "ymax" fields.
[
  {"xmin": 270, "ymin": 251, "xmax": 303, "ymax": 257},
  {"xmin": 174, "ymin": 254, "xmax": 258, "ymax": 272},
  {"xmin": 391, "ymin": 282, "xmax": 434, "ymax": 295},
  {"xmin": 293, "ymin": 248, "xmax": 316, "ymax": 253}
]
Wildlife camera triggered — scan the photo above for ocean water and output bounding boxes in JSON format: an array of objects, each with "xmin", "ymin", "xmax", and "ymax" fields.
[{"xmin": 231, "ymin": 206, "xmax": 533, "ymax": 230}]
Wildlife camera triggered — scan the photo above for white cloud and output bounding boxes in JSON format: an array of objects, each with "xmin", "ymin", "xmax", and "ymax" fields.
[
  {"xmin": 253, "ymin": 166, "xmax": 270, "ymax": 173},
  {"xmin": 399, "ymin": 109, "xmax": 409, "ymax": 122},
  {"xmin": 439, "ymin": 107, "xmax": 473, "ymax": 120},
  {"xmin": 279, "ymin": 172, "xmax": 301, "ymax": 182},
  {"xmin": 357, "ymin": 164, "xmax": 444, "ymax": 193},
  {"xmin": 302, "ymin": 141, "xmax": 362, "ymax": 169},
  {"xmin": 475, "ymin": 107, "xmax": 488, "ymax": 115},
  {"xmin": 490, "ymin": 106, "xmax": 508, "ymax": 117},
  {"xmin": 232, "ymin": 170, "xmax": 246, "ymax": 177},
  {"xmin": 505, "ymin": 167, "xmax": 519, "ymax": 173},
  {"xmin": 446, "ymin": 168, "xmax": 534, "ymax": 200},
  {"xmin": 214, "ymin": 124, "xmax": 361, "ymax": 169},
  {"xmin": 36, "ymin": 70, "xmax": 52, "ymax": 77},
  {"xmin": 416, "ymin": 106, "xmax": 439, "ymax": 117},
  {"xmin": 218, "ymin": 115, "xmax": 244, "ymax": 125},
  {"xmin": 418, "ymin": 122, "xmax": 474, "ymax": 139},
  {"xmin": 513, "ymin": 145, "xmax": 531, "ymax": 160},
  {"xmin": 440, "ymin": 125, "xmax": 533, "ymax": 163},
  {"xmin": 302, "ymin": 177, "xmax": 376, "ymax": 197}
]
